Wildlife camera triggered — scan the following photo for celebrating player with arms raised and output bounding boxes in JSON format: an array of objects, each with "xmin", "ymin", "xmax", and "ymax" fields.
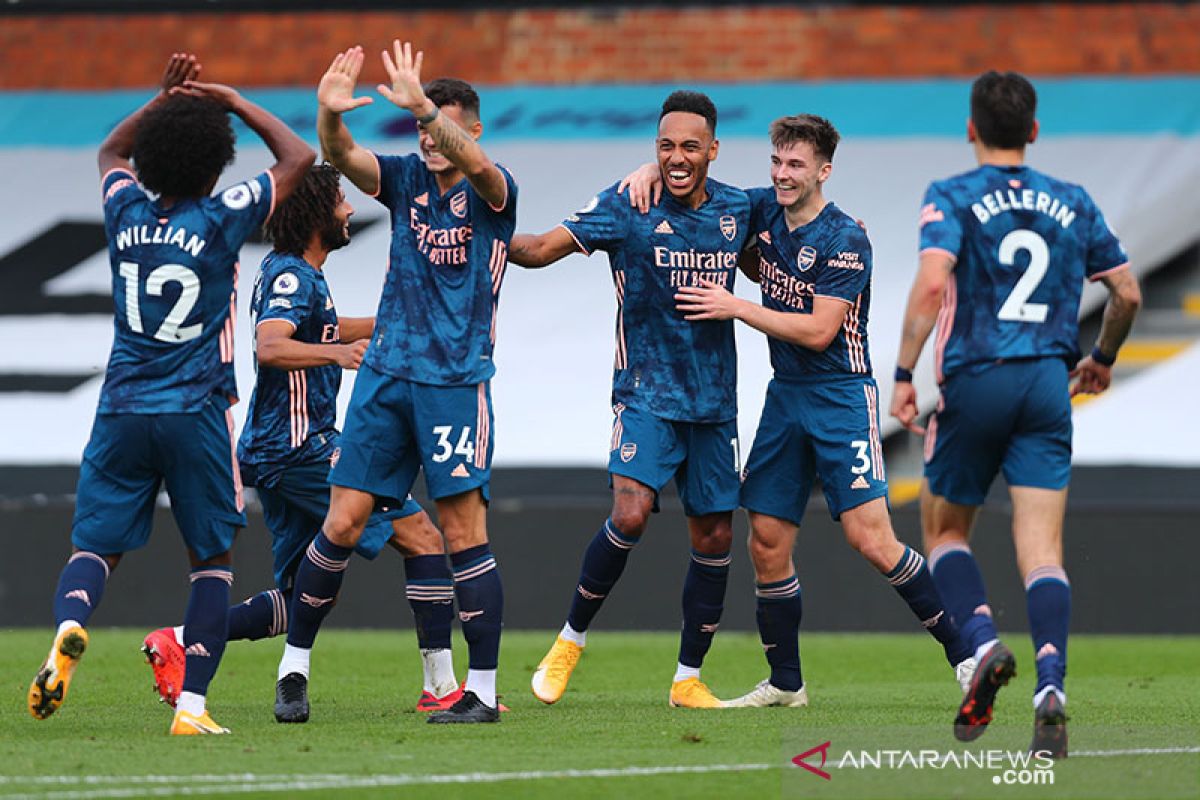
[
  {"xmin": 282, "ymin": 42, "xmax": 517, "ymax": 724},
  {"xmin": 510, "ymin": 91, "xmax": 751, "ymax": 709}
]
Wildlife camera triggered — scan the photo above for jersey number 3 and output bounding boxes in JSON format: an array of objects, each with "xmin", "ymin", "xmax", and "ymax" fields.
[
  {"xmin": 996, "ymin": 229, "xmax": 1049, "ymax": 324},
  {"xmin": 119, "ymin": 261, "xmax": 202, "ymax": 342}
]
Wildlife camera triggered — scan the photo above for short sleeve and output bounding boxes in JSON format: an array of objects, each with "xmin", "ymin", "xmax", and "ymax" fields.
[
  {"xmin": 918, "ymin": 182, "xmax": 963, "ymax": 260},
  {"xmin": 482, "ymin": 163, "xmax": 518, "ymax": 218},
  {"xmin": 815, "ymin": 226, "xmax": 872, "ymax": 303},
  {"xmin": 256, "ymin": 268, "xmax": 315, "ymax": 329},
  {"xmin": 213, "ymin": 171, "xmax": 276, "ymax": 250},
  {"xmin": 373, "ymin": 152, "xmax": 419, "ymax": 209},
  {"xmin": 1082, "ymin": 193, "xmax": 1130, "ymax": 281},
  {"xmin": 100, "ymin": 168, "xmax": 142, "ymax": 229},
  {"xmin": 560, "ymin": 183, "xmax": 629, "ymax": 255}
]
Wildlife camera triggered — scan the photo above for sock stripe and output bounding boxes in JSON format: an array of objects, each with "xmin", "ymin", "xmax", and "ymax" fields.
[
  {"xmin": 305, "ymin": 539, "xmax": 350, "ymax": 573},
  {"xmin": 756, "ymin": 575, "xmax": 800, "ymax": 599},
  {"xmin": 267, "ymin": 589, "xmax": 287, "ymax": 637},
  {"xmin": 68, "ymin": 554, "xmax": 111, "ymax": 578},
  {"xmin": 886, "ymin": 547, "xmax": 925, "ymax": 586},
  {"xmin": 1024, "ymin": 564, "xmax": 1069, "ymax": 590},
  {"xmin": 603, "ymin": 519, "xmax": 637, "ymax": 550},
  {"xmin": 453, "ymin": 556, "xmax": 496, "ymax": 582},
  {"xmin": 691, "ymin": 550, "xmax": 731, "ymax": 568},
  {"xmin": 189, "ymin": 568, "xmax": 233, "ymax": 585},
  {"xmin": 406, "ymin": 586, "xmax": 456, "ymax": 601},
  {"xmin": 927, "ymin": 541, "xmax": 972, "ymax": 571}
]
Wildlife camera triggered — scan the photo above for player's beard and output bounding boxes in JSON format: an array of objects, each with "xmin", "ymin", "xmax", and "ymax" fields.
[{"xmin": 320, "ymin": 219, "xmax": 351, "ymax": 252}]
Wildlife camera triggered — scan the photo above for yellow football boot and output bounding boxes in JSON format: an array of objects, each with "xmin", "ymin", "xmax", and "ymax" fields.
[
  {"xmin": 170, "ymin": 708, "xmax": 230, "ymax": 735},
  {"xmin": 530, "ymin": 636, "xmax": 583, "ymax": 704},
  {"xmin": 29, "ymin": 625, "xmax": 89, "ymax": 719},
  {"xmin": 669, "ymin": 677, "xmax": 724, "ymax": 708}
]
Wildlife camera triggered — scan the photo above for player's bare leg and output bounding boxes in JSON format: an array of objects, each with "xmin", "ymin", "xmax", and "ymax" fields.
[
  {"xmin": 429, "ymin": 489, "xmax": 503, "ymax": 723},
  {"xmin": 1011, "ymin": 486, "xmax": 1070, "ymax": 758},
  {"xmin": 533, "ymin": 476, "xmax": 654, "ymax": 704},
  {"xmin": 723, "ymin": 512, "xmax": 809, "ymax": 709},
  {"xmin": 921, "ymin": 485, "xmax": 1016, "ymax": 740},
  {"xmin": 275, "ymin": 485, "xmax": 376, "ymax": 722},
  {"xmin": 669, "ymin": 512, "xmax": 733, "ymax": 708},
  {"xmin": 387, "ymin": 510, "xmax": 462, "ymax": 710},
  {"xmin": 29, "ymin": 550, "xmax": 121, "ymax": 720}
]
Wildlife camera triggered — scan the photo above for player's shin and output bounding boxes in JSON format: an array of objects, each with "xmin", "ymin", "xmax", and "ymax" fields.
[
  {"xmin": 285, "ymin": 532, "xmax": 352, "ymax": 659},
  {"xmin": 929, "ymin": 542, "xmax": 999, "ymax": 655},
  {"xmin": 886, "ymin": 546, "xmax": 973, "ymax": 665},
  {"xmin": 227, "ymin": 588, "xmax": 289, "ymax": 641},
  {"xmin": 755, "ymin": 577, "xmax": 804, "ymax": 691},
  {"xmin": 1025, "ymin": 566, "xmax": 1070, "ymax": 700},
  {"xmin": 451, "ymin": 544, "xmax": 503, "ymax": 708},
  {"xmin": 53, "ymin": 551, "xmax": 110, "ymax": 630},
  {"xmin": 676, "ymin": 549, "xmax": 730, "ymax": 677},
  {"xmin": 404, "ymin": 554, "xmax": 457, "ymax": 696},
  {"xmin": 178, "ymin": 566, "xmax": 234, "ymax": 715},
  {"xmin": 567, "ymin": 518, "xmax": 639, "ymax": 636}
]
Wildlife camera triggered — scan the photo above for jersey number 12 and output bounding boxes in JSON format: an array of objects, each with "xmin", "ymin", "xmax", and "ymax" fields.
[{"xmin": 119, "ymin": 261, "xmax": 202, "ymax": 342}]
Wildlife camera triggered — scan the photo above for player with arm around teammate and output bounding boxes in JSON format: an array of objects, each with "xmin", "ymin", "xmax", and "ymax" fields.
[
  {"xmin": 27, "ymin": 54, "xmax": 314, "ymax": 735},
  {"xmin": 140, "ymin": 165, "xmax": 465, "ymax": 724},
  {"xmin": 509, "ymin": 90, "xmax": 752, "ymax": 709},
  {"xmin": 281, "ymin": 42, "xmax": 517, "ymax": 724},
  {"xmin": 889, "ymin": 72, "xmax": 1141, "ymax": 756},
  {"xmin": 631, "ymin": 114, "xmax": 978, "ymax": 718}
]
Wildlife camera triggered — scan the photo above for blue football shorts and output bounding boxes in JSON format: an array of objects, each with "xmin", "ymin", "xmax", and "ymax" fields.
[
  {"xmin": 330, "ymin": 363, "xmax": 494, "ymax": 504},
  {"xmin": 924, "ymin": 357, "xmax": 1072, "ymax": 505},
  {"xmin": 607, "ymin": 403, "xmax": 741, "ymax": 517},
  {"xmin": 72, "ymin": 396, "xmax": 246, "ymax": 561},
  {"xmin": 256, "ymin": 457, "xmax": 422, "ymax": 591},
  {"xmin": 740, "ymin": 375, "xmax": 889, "ymax": 525}
]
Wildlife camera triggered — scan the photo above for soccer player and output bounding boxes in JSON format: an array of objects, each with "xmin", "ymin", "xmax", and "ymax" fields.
[
  {"xmin": 889, "ymin": 71, "xmax": 1141, "ymax": 756},
  {"xmin": 282, "ymin": 42, "xmax": 517, "ymax": 724},
  {"xmin": 140, "ymin": 165, "xmax": 463, "ymax": 723},
  {"xmin": 508, "ymin": 90, "xmax": 751, "ymax": 709},
  {"xmin": 630, "ymin": 114, "xmax": 976, "ymax": 713},
  {"xmin": 27, "ymin": 53, "xmax": 314, "ymax": 735}
]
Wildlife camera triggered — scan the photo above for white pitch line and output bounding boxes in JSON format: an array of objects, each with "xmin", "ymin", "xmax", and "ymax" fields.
[
  {"xmin": 0, "ymin": 763, "xmax": 774, "ymax": 800},
  {"xmin": 3, "ymin": 747, "xmax": 1197, "ymax": 800}
]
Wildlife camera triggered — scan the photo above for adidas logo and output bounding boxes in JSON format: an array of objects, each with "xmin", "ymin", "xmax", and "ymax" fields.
[
  {"xmin": 850, "ymin": 475, "xmax": 870, "ymax": 490},
  {"xmin": 654, "ymin": 219, "xmax": 674, "ymax": 235},
  {"xmin": 450, "ymin": 463, "xmax": 470, "ymax": 478},
  {"xmin": 414, "ymin": 192, "xmax": 429, "ymax": 206},
  {"xmin": 64, "ymin": 589, "xmax": 91, "ymax": 607},
  {"xmin": 184, "ymin": 643, "xmax": 211, "ymax": 658},
  {"xmin": 300, "ymin": 593, "xmax": 334, "ymax": 608}
]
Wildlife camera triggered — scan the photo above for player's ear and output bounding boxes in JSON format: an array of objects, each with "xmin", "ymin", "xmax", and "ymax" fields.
[
  {"xmin": 708, "ymin": 137, "xmax": 719, "ymax": 162},
  {"xmin": 966, "ymin": 118, "xmax": 977, "ymax": 144},
  {"xmin": 1028, "ymin": 119, "xmax": 1039, "ymax": 145},
  {"xmin": 470, "ymin": 119, "xmax": 483, "ymax": 140},
  {"xmin": 818, "ymin": 160, "xmax": 832, "ymax": 184}
]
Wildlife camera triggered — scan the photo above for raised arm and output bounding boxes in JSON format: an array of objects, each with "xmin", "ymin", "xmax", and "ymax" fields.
[
  {"xmin": 256, "ymin": 320, "xmax": 366, "ymax": 371},
  {"xmin": 508, "ymin": 227, "xmax": 582, "ymax": 269},
  {"xmin": 675, "ymin": 280, "xmax": 849, "ymax": 350},
  {"xmin": 173, "ymin": 81, "xmax": 315, "ymax": 206},
  {"xmin": 1070, "ymin": 267, "xmax": 1141, "ymax": 396},
  {"xmin": 889, "ymin": 249, "xmax": 955, "ymax": 434},
  {"xmin": 377, "ymin": 40, "xmax": 508, "ymax": 209},
  {"xmin": 316, "ymin": 47, "xmax": 381, "ymax": 195},
  {"xmin": 98, "ymin": 53, "xmax": 200, "ymax": 176}
]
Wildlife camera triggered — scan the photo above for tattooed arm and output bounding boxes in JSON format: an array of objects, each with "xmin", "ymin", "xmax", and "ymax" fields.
[{"xmin": 377, "ymin": 39, "xmax": 509, "ymax": 209}]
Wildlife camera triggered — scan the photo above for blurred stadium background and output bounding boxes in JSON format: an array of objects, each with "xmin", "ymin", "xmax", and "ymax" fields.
[{"xmin": 0, "ymin": 0, "xmax": 1197, "ymax": 635}]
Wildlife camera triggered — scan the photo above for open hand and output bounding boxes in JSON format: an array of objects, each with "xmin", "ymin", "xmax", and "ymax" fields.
[
  {"xmin": 317, "ymin": 47, "xmax": 374, "ymax": 114},
  {"xmin": 617, "ymin": 163, "xmax": 663, "ymax": 213},
  {"xmin": 377, "ymin": 40, "xmax": 428, "ymax": 113},
  {"xmin": 160, "ymin": 53, "xmax": 201, "ymax": 93},
  {"xmin": 1069, "ymin": 356, "xmax": 1112, "ymax": 397},
  {"xmin": 169, "ymin": 80, "xmax": 241, "ymax": 110},
  {"xmin": 674, "ymin": 279, "xmax": 741, "ymax": 321}
]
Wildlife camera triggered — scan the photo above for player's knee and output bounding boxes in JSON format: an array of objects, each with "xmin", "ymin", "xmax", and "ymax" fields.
[
  {"xmin": 323, "ymin": 508, "xmax": 366, "ymax": 548},
  {"xmin": 747, "ymin": 530, "xmax": 787, "ymax": 572},
  {"xmin": 610, "ymin": 506, "xmax": 650, "ymax": 539}
]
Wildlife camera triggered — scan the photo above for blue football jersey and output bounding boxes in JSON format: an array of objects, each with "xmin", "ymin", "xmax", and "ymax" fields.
[
  {"xmin": 919, "ymin": 164, "xmax": 1128, "ymax": 380},
  {"xmin": 237, "ymin": 252, "xmax": 342, "ymax": 475},
  {"xmin": 748, "ymin": 190, "xmax": 873, "ymax": 378},
  {"xmin": 98, "ymin": 167, "xmax": 274, "ymax": 413},
  {"xmin": 562, "ymin": 180, "xmax": 751, "ymax": 423},
  {"xmin": 367, "ymin": 153, "xmax": 517, "ymax": 385}
]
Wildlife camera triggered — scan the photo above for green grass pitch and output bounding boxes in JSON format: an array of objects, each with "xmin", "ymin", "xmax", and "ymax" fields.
[{"xmin": 1, "ymin": 629, "xmax": 1196, "ymax": 799}]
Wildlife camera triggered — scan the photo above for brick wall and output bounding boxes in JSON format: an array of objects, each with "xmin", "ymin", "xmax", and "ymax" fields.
[{"xmin": 2, "ymin": 4, "xmax": 1198, "ymax": 89}]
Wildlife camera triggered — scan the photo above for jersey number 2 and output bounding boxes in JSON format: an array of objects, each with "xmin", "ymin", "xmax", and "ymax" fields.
[
  {"xmin": 119, "ymin": 261, "xmax": 202, "ymax": 342},
  {"xmin": 996, "ymin": 229, "xmax": 1049, "ymax": 323}
]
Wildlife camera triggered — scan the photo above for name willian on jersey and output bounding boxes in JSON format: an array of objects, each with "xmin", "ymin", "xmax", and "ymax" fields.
[{"xmin": 115, "ymin": 223, "xmax": 206, "ymax": 258}]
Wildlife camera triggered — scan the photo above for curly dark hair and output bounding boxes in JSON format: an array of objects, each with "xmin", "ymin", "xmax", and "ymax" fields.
[
  {"xmin": 660, "ymin": 90, "xmax": 718, "ymax": 134},
  {"xmin": 132, "ymin": 94, "xmax": 235, "ymax": 198},
  {"xmin": 264, "ymin": 164, "xmax": 344, "ymax": 256},
  {"xmin": 971, "ymin": 71, "xmax": 1037, "ymax": 150}
]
